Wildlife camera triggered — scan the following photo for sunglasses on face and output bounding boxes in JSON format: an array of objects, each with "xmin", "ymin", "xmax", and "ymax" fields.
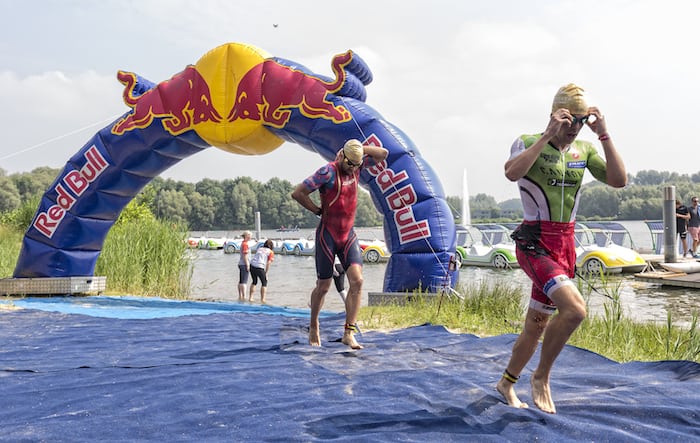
[
  {"xmin": 343, "ymin": 152, "xmax": 361, "ymax": 168},
  {"xmin": 570, "ymin": 115, "xmax": 590, "ymax": 126}
]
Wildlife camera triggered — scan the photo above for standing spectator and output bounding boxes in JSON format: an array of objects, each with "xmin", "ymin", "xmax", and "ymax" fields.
[
  {"xmin": 249, "ymin": 239, "xmax": 275, "ymax": 303},
  {"xmin": 292, "ymin": 139, "xmax": 388, "ymax": 349},
  {"xmin": 688, "ymin": 196, "xmax": 700, "ymax": 258},
  {"xmin": 237, "ymin": 231, "xmax": 252, "ymax": 301},
  {"xmin": 498, "ymin": 83, "xmax": 627, "ymax": 414},
  {"xmin": 676, "ymin": 199, "xmax": 690, "ymax": 257}
]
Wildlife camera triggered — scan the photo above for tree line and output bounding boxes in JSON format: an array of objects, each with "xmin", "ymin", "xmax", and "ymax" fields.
[{"xmin": 2, "ymin": 167, "xmax": 700, "ymax": 230}]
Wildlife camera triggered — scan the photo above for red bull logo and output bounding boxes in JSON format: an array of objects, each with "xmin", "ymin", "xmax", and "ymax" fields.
[
  {"xmin": 33, "ymin": 145, "xmax": 109, "ymax": 238},
  {"xmin": 108, "ymin": 44, "xmax": 356, "ymax": 154},
  {"xmin": 227, "ymin": 51, "xmax": 354, "ymax": 128},
  {"xmin": 363, "ymin": 134, "xmax": 431, "ymax": 245},
  {"xmin": 111, "ymin": 66, "xmax": 222, "ymax": 136}
]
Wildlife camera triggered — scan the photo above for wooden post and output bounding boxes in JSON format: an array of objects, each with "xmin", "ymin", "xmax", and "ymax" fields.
[{"xmin": 663, "ymin": 186, "xmax": 676, "ymax": 263}]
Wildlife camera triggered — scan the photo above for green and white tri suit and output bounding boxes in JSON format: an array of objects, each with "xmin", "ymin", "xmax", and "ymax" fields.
[
  {"xmin": 509, "ymin": 134, "xmax": 609, "ymax": 312},
  {"xmin": 509, "ymin": 134, "xmax": 608, "ymax": 223}
]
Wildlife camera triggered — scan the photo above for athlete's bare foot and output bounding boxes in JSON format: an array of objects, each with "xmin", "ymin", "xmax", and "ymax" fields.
[
  {"xmin": 531, "ymin": 375, "xmax": 556, "ymax": 414},
  {"xmin": 496, "ymin": 378, "xmax": 528, "ymax": 409},
  {"xmin": 309, "ymin": 324, "xmax": 321, "ymax": 347},
  {"xmin": 341, "ymin": 330, "xmax": 363, "ymax": 349}
]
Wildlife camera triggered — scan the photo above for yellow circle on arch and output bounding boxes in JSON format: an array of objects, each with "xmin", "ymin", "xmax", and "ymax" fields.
[{"xmin": 193, "ymin": 42, "xmax": 284, "ymax": 155}]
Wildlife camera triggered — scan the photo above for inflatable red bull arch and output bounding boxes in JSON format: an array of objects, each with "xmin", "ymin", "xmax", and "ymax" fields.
[{"xmin": 14, "ymin": 42, "xmax": 458, "ymax": 293}]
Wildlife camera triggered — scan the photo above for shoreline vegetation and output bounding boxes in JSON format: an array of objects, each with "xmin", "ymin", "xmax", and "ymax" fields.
[{"xmin": 1, "ymin": 202, "xmax": 698, "ymax": 364}]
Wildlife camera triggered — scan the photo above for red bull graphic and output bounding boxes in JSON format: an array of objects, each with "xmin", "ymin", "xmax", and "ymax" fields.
[
  {"xmin": 227, "ymin": 51, "xmax": 353, "ymax": 128},
  {"xmin": 14, "ymin": 42, "xmax": 457, "ymax": 292},
  {"xmin": 111, "ymin": 66, "xmax": 222, "ymax": 136},
  {"xmin": 33, "ymin": 146, "xmax": 108, "ymax": 238},
  {"xmin": 364, "ymin": 136, "xmax": 431, "ymax": 246}
]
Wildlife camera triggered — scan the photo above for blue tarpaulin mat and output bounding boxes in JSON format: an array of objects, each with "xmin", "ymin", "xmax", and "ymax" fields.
[{"xmin": 0, "ymin": 296, "xmax": 698, "ymax": 441}]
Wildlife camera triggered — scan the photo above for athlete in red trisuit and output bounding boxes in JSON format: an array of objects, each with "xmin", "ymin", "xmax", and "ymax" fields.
[{"xmin": 292, "ymin": 139, "xmax": 388, "ymax": 349}]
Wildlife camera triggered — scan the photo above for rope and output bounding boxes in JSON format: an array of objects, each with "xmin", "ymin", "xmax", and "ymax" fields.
[{"xmin": 0, "ymin": 113, "xmax": 123, "ymax": 162}]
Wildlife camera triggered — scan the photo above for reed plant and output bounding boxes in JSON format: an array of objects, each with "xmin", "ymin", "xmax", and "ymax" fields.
[
  {"xmin": 95, "ymin": 214, "xmax": 193, "ymax": 298},
  {"xmin": 571, "ymin": 273, "xmax": 700, "ymax": 362},
  {"xmin": 0, "ymin": 225, "xmax": 22, "ymax": 277},
  {"xmin": 0, "ymin": 197, "xmax": 37, "ymax": 277}
]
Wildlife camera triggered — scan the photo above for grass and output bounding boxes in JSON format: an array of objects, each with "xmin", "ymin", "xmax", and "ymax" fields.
[
  {"xmin": 360, "ymin": 280, "xmax": 525, "ymax": 337},
  {"xmin": 359, "ymin": 276, "xmax": 700, "ymax": 364}
]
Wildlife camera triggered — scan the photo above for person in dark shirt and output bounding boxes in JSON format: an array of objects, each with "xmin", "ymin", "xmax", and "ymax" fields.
[{"xmin": 676, "ymin": 199, "xmax": 690, "ymax": 258}]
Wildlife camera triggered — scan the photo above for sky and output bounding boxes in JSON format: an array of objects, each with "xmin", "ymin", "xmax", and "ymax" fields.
[{"xmin": 1, "ymin": 0, "xmax": 699, "ymax": 203}]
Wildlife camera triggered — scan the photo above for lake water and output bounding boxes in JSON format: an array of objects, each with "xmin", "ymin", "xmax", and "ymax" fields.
[{"xmin": 188, "ymin": 221, "xmax": 700, "ymax": 326}]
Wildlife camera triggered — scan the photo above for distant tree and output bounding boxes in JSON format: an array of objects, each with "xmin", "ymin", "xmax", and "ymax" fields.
[
  {"xmin": 498, "ymin": 198, "xmax": 523, "ymax": 211},
  {"xmin": 471, "ymin": 193, "xmax": 498, "ymax": 210},
  {"xmin": 618, "ymin": 197, "xmax": 663, "ymax": 220},
  {"xmin": 155, "ymin": 189, "xmax": 190, "ymax": 225},
  {"xmin": 578, "ymin": 186, "xmax": 620, "ymax": 218},
  {"xmin": 355, "ymin": 190, "xmax": 383, "ymax": 226},
  {"xmin": 186, "ymin": 191, "xmax": 216, "ymax": 230},
  {"xmin": 10, "ymin": 167, "xmax": 59, "ymax": 200},
  {"xmin": 278, "ymin": 197, "xmax": 307, "ymax": 228},
  {"xmin": 258, "ymin": 178, "xmax": 295, "ymax": 228},
  {"xmin": 229, "ymin": 181, "xmax": 257, "ymax": 226},
  {"xmin": 634, "ymin": 170, "xmax": 670, "ymax": 186},
  {"xmin": 0, "ymin": 177, "xmax": 21, "ymax": 213},
  {"xmin": 196, "ymin": 178, "xmax": 226, "ymax": 211}
]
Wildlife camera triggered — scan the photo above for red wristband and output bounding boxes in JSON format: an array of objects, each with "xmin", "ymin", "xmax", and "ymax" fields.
[{"xmin": 598, "ymin": 133, "xmax": 610, "ymax": 141}]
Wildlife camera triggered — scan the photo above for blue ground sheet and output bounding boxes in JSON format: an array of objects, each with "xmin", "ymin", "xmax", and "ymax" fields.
[{"xmin": 0, "ymin": 296, "xmax": 698, "ymax": 442}]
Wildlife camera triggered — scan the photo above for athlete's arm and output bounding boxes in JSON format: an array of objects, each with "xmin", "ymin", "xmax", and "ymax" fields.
[
  {"xmin": 587, "ymin": 107, "xmax": 627, "ymax": 188},
  {"xmin": 292, "ymin": 165, "xmax": 333, "ymax": 215},
  {"xmin": 363, "ymin": 145, "xmax": 388, "ymax": 163},
  {"xmin": 292, "ymin": 183, "xmax": 321, "ymax": 215},
  {"xmin": 504, "ymin": 111, "xmax": 567, "ymax": 181}
]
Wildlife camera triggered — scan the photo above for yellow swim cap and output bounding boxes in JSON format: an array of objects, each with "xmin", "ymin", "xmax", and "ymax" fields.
[
  {"xmin": 552, "ymin": 83, "xmax": 588, "ymax": 115},
  {"xmin": 342, "ymin": 139, "xmax": 363, "ymax": 165}
]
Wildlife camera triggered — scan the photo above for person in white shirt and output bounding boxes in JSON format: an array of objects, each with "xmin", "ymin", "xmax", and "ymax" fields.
[{"xmin": 249, "ymin": 239, "xmax": 275, "ymax": 303}]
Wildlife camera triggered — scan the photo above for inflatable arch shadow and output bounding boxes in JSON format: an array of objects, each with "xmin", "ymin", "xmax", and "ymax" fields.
[{"xmin": 14, "ymin": 43, "xmax": 458, "ymax": 293}]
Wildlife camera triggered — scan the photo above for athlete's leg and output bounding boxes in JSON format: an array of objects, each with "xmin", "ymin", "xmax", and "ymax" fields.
[
  {"xmin": 310, "ymin": 227, "xmax": 335, "ymax": 346},
  {"xmin": 341, "ymin": 263, "xmax": 364, "ymax": 349},
  {"xmin": 309, "ymin": 278, "xmax": 332, "ymax": 346},
  {"xmin": 339, "ymin": 234, "xmax": 364, "ymax": 349},
  {"xmin": 531, "ymin": 284, "xmax": 587, "ymax": 414},
  {"xmin": 496, "ymin": 303, "xmax": 550, "ymax": 409}
]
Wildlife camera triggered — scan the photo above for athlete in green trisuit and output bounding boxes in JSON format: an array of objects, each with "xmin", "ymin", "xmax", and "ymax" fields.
[{"xmin": 497, "ymin": 84, "xmax": 627, "ymax": 414}]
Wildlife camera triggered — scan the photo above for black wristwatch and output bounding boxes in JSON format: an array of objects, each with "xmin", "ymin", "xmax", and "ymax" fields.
[{"xmin": 315, "ymin": 207, "xmax": 322, "ymax": 216}]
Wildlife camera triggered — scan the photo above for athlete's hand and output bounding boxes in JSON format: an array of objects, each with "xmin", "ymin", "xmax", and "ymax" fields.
[
  {"xmin": 544, "ymin": 108, "xmax": 571, "ymax": 137},
  {"xmin": 586, "ymin": 107, "xmax": 607, "ymax": 136}
]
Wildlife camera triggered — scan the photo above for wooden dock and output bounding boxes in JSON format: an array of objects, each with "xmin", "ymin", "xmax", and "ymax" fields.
[{"xmin": 634, "ymin": 256, "xmax": 700, "ymax": 289}]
